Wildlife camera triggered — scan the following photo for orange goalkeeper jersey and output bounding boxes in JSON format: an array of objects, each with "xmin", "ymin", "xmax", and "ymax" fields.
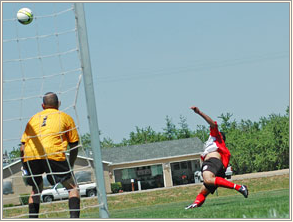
[{"xmin": 21, "ymin": 108, "xmax": 79, "ymax": 162}]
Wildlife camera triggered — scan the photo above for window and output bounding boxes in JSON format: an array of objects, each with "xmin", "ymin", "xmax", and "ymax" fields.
[
  {"xmin": 114, "ymin": 164, "xmax": 164, "ymax": 191},
  {"xmin": 181, "ymin": 162, "xmax": 187, "ymax": 169},
  {"xmin": 56, "ymin": 183, "xmax": 64, "ymax": 189},
  {"xmin": 171, "ymin": 160, "xmax": 200, "ymax": 186},
  {"xmin": 173, "ymin": 163, "xmax": 180, "ymax": 170}
]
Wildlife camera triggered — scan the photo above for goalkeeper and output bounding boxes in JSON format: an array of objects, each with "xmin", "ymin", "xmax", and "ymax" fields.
[
  {"xmin": 185, "ymin": 106, "xmax": 248, "ymax": 209},
  {"xmin": 20, "ymin": 92, "xmax": 80, "ymax": 218}
]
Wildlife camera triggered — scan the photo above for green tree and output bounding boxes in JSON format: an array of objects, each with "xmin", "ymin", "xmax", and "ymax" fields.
[
  {"xmin": 218, "ymin": 112, "xmax": 234, "ymax": 132},
  {"xmin": 101, "ymin": 137, "xmax": 116, "ymax": 149},
  {"xmin": 80, "ymin": 133, "xmax": 92, "ymax": 151},
  {"xmin": 9, "ymin": 145, "xmax": 21, "ymax": 161},
  {"xmin": 178, "ymin": 115, "xmax": 192, "ymax": 139},
  {"xmin": 194, "ymin": 125, "xmax": 209, "ymax": 142},
  {"xmin": 225, "ymin": 108, "xmax": 289, "ymax": 174},
  {"xmin": 257, "ymin": 113, "xmax": 289, "ymax": 170},
  {"xmin": 127, "ymin": 126, "xmax": 163, "ymax": 145},
  {"xmin": 163, "ymin": 116, "xmax": 178, "ymax": 140}
]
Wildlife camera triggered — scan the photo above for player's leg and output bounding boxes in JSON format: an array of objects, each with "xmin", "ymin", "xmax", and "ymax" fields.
[
  {"xmin": 202, "ymin": 170, "xmax": 216, "ymax": 185},
  {"xmin": 203, "ymin": 158, "xmax": 248, "ymax": 198},
  {"xmin": 62, "ymin": 177, "xmax": 80, "ymax": 218},
  {"xmin": 28, "ymin": 182, "xmax": 43, "ymax": 218},
  {"xmin": 46, "ymin": 160, "xmax": 80, "ymax": 218},
  {"xmin": 23, "ymin": 160, "xmax": 44, "ymax": 218},
  {"xmin": 185, "ymin": 185, "xmax": 210, "ymax": 209},
  {"xmin": 214, "ymin": 176, "xmax": 248, "ymax": 197}
]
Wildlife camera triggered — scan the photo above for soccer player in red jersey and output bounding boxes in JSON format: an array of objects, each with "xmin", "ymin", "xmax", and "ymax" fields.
[{"xmin": 185, "ymin": 107, "xmax": 248, "ymax": 209}]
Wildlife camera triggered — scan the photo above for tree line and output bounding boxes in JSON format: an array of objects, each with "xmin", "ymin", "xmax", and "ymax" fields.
[
  {"xmin": 221, "ymin": 107, "xmax": 289, "ymax": 174},
  {"xmin": 6, "ymin": 107, "xmax": 289, "ymax": 175},
  {"xmin": 81, "ymin": 115, "xmax": 210, "ymax": 150},
  {"xmin": 82, "ymin": 107, "xmax": 289, "ymax": 175}
]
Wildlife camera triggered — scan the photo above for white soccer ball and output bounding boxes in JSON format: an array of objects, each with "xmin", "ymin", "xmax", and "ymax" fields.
[{"xmin": 17, "ymin": 8, "xmax": 33, "ymax": 25}]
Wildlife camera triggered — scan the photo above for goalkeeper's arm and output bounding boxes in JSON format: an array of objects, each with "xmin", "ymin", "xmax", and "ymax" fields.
[{"xmin": 69, "ymin": 141, "xmax": 79, "ymax": 167}]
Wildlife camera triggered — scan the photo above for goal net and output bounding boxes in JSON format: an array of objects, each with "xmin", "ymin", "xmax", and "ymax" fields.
[{"xmin": 2, "ymin": 2, "xmax": 108, "ymax": 218}]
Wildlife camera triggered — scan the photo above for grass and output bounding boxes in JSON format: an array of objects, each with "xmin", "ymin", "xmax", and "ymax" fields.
[
  {"xmin": 83, "ymin": 189, "xmax": 289, "ymax": 218},
  {"xmin": 3, "ymin": 174, "xmax": 290, "ymax": 219}
]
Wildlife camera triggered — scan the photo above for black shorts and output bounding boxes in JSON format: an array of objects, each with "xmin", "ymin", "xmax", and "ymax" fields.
[
  {"xmin": 23, "ymin": 159, "xmax": 73, "ymax": 187},
  {"xmin": 201, "ymin": 157, "xmax": 226, "ymax": 194}
]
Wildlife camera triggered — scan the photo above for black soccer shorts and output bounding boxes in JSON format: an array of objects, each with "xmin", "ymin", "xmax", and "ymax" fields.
[
  {"xmin": 201, "ymin": 157, "xmax": 226, "ymax": 194},
  {"xmin": 23, "ymin": 159, "xmax": 73, "ymax": 187}
]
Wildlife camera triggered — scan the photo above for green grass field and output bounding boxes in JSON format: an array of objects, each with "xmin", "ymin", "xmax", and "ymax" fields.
[
  {"xmin": 3, "ymin": 174, "xmax": 290, "ymax": 219},
  {"xmin": 104, "ymin": 189, "xmax": 289, "ymax": 218}
]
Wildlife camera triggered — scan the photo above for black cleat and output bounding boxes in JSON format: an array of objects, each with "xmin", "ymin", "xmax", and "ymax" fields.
[
  {"xmin": 238, "ymin": 185, "xmax": 248, "ymax": 198},
  {"xmin": 185, "ymin": 203, "xmax": 198, "ymax": 210}
]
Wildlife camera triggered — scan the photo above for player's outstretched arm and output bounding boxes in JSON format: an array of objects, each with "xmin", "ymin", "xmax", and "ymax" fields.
[{"xmin": 190, "ymin": 106, "xmax": 216, "ymax": 128}]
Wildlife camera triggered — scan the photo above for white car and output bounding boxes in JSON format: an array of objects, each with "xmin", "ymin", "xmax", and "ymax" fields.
[
  {"xmin": 41, "ymin": 182, "xmax": 97, "ymax": 202},
  {"xmin": 225, "ymin": 165, "xmax": 233, "ymax": 179}
]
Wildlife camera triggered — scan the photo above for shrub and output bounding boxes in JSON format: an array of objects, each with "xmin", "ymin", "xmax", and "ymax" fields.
[
  {"xmin": 111, "ymin": 182, "xmax": 122, "ymax": 193},
  {"xmin": 19, "ymin": 193, "xmax": 30, "ymax": 205}
]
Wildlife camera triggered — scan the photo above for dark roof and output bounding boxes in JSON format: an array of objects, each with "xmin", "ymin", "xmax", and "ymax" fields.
[{"xmin": 101, "ymin": 137, "xmax": 204, "ymax": 165}]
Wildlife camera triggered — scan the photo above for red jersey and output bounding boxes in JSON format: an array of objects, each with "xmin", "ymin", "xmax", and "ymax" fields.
[{"xmin": 201, "ymin": 121, "xmax": 231, "ymax": 169}]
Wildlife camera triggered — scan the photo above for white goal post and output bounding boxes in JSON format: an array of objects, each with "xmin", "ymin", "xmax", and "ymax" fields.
[{"xmin": 74, "ymin": 3, "xmax": 109, "ymax": 218}]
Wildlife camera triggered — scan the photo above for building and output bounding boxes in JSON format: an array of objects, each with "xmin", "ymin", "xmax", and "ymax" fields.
[
  {"xmin": 2, "ymin": 137, "xmax": 203, "ymax": 205},
  {"xmin": 102, "ymin": 137, "xmax": 204, "ymax": 191}
]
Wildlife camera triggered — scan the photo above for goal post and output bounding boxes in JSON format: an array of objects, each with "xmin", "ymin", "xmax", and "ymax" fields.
[{"xmin": 73, "ymin": 3, "xmax": 109, "ymax": 218}]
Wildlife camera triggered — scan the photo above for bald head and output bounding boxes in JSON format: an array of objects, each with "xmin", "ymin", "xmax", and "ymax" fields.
[{"xmin": 42, "ymin": 92, "xmax": 59, "ymax": 109}]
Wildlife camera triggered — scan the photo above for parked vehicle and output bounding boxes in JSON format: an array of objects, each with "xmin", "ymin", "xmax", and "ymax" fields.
[
  {"xmin": 194, "ymin": 165, "xmax": 233, "ymax": 183},
  {"xmin": 225, "ymin": 165, "xmax": 233, "ymax": 179},
  {"xmin": 3, "ymin": 180, "xmax": 14, "ymax": 195},
  {"xmin": 41, "ymin": 182, "xmax": 97, "ymax": 202}
]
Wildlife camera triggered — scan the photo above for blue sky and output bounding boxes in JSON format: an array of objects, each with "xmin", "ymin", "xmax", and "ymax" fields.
[{"xmin": 2, "ymin": 2, "xmax": 290, "ymax": 153}]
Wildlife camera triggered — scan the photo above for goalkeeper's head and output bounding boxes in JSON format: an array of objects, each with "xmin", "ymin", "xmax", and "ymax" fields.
[{"xmin": 42, "ymin": 92, "xmax": 60, "ymax": 110}]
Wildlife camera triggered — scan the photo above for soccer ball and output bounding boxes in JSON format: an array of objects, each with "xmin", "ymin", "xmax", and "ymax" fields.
[{"xmin": 17, "ymin": 8, "xmax": 33, "ymax": 25}]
